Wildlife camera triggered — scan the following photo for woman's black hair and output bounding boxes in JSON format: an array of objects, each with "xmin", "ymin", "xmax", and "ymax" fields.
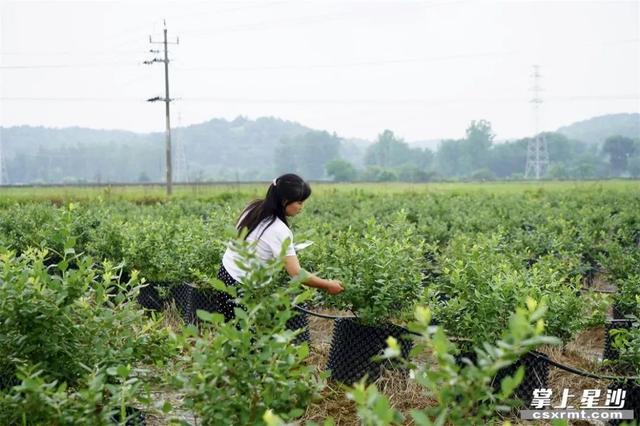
[{"xmin": 236, "ymin": 173, "xmax": 311, "ymax": 239}]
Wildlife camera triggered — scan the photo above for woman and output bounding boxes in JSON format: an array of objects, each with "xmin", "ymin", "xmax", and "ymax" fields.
[{"xmin": 216, "ymin": 173, "xmax": 343, "ymax": 320}]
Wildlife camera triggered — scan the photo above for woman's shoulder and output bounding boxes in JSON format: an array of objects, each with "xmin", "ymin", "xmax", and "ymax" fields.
[
  {"xmin": 254, "ymin": 215, "xmax": 288, "ymax": 230},
  {"xmin": 269, "ymin": 216, "xmax": 293, "ymax": 235}
]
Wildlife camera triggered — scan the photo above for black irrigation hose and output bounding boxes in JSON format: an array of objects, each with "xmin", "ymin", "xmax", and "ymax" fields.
[
  {"xmin": 580, "ymin": 287, "xmax": 616, "ymax": 294},
  {"xmin": 293, "ymin": 304, "xmax": 358, "ymax": 320},
  {"xmin": 397, "ymin": 324, "xmax": 424, "ymax": 337},
  {"xmin": 292, "ymin": 304, "xmax": 426, "ymax": 337},
  {"xmin": 292, "ymin": 305, "xmax": 638, "ymax": 383},
  {"xmin": 528, "ymin": 351, "xmax": 639, "ymax": 382}
]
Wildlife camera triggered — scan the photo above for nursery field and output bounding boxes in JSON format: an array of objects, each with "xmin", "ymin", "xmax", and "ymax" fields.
[
  {"xmin": 1, "ymin": 180, "xmax": 638, "ymax": 202},
  {"xmin": 0, "ymin": 181, "xmax": 638, "ymax": 425}
]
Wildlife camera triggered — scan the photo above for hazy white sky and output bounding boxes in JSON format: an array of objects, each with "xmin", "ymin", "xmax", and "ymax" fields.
[{"xmin": 1, "ymin": 0, "xmax": 638, "ymax": 141}]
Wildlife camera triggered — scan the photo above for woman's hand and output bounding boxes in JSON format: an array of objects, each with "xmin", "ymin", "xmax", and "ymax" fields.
[
  {"xmin": 285, "ymin": 255, "xmax": 344, "ymax": 294},
  {"xmin": 324, "ymin": 279, "xmax": 344, "ymax": 295}
]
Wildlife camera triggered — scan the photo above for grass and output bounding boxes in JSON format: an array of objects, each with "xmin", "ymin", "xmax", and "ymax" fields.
[{"xmin": 0, "ymin": 180, "xmax": 637, "ymax": 204}]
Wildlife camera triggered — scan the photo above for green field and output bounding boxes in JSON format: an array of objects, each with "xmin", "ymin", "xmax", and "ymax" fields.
[
  {"xmin": 0, "ymin": 180, "xmax": 638, "ymax": 425},
  {"xmin": 0, "ymin": 179, "xmax": 638, "ymax": 202}
]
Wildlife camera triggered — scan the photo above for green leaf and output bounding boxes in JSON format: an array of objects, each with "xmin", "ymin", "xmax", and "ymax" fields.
[
  {"xmin": 525, "ymin": 297, "xmax": 538, "ymax": 312},
  {"xmin": 411, "ymin": 410, "xmax": 431, "ymax": 426},
  {"xmin": 433, "ymin": 407, "xmax": 449, "ymax": 426},
  {"xmin": 116, "ymin": 364, "xmax": 131, "ymax": 378},
  {"xmin": 288, "ymin": 408, "xmax": 304, "ymax": 418},
  {"xmin": 209, "ymin": 278, "xmax": 235, "ymax": 296},
  {"xmin": 322, "ymin": 418, "xmax": 336, "ymax": 426},
  {"xmin": 263, "ymin": 409, "xmax": 285, "ymax": 426},
  {"xmin": 196, "ymin": 310, "xmax": 224, "ymax": 324},
  {"xmin": 415, "ymin": 306, "xmax": 431, "ymax": 325},
  {"xmin": 500, "ymin": 366, "xmax": 524, "ymax": 398},
  {"xmin": 297, "ymin": 343, "xmax": 310, "ymax": 359}
]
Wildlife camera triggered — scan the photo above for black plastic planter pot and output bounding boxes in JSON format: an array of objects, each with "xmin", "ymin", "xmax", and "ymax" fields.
[
  {"xmin": 191, "ymin": 287, "xmax": 219, "ymax": 319},
  {"xmin": 493, "ymin": 351, "xmax": 549, "ymax": 406},
  {"xmin": 456, "ymin": 351, "xmax": 550, "ymax": 406},
  {"xmin": 136, "ymin": 282, "xmax": 167, "ymax": 311},
  {"xmin": 603, "ymin": 320, "xmax": 635, "ymax": 361},
  {"xmin": 170, "ymin": 283, "xmax": 196, "ymax": 324},
  {"xmin": 612, "ymin": 303, "xmax": 626, "ymax": 321},
  {"xmin": 0, "ymin": 373, "xmax": 19, "ymax": 391},
  {"xmin": 170, "ymin": 283, "xmax": 225, "ymax": 324},
  {"xmin": 285, "ymin": 311, "xmax": 310, "ymax": 345},
  {"xmin": 607, "ymin": 380, "xmax": 639, "ymax": 426},
  {"xmin": 109, "ymin": 406, "xmax": 146, "ymax": 426},
  {"xmin": 326, "ymin": 318, "xmax": 413, "ymax": 384},
  {"xmin": 192, "ymin": 286, "xmax": 242, "ymax": 323}
]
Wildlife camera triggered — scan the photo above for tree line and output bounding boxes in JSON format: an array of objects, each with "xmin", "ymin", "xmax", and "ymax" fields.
[
  {"xmin": 321, "ymin": 120, "xmax": 640, "ymax": 182},
  {"xmin": 1, "ymin": 115, "xmax": 638, "ymax": 184}
]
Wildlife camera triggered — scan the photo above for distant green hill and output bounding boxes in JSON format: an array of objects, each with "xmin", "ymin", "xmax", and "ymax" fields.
[
  {"xmin": 0, "ymin": 116, "xmax": 333, "ymax": 183},
  {"xmin": 2, "ymin": 112, "xmax": 638, "ymax": 184},
  {"xmin": 171, "ymin": 116, "xmax": 314, "ymax": 180},
  {"xmin": 556, "ymin": 113, "xmax": 640, "ymax": 145}
]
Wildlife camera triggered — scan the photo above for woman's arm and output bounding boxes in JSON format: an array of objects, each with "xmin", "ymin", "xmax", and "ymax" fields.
[{"xmin": 284, "ymin": 255, "xmax": 343, "ymax": 294}]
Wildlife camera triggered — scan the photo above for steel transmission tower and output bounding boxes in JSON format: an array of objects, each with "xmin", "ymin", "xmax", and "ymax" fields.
[{"xmin": 525, "ymin": 65, "xmax": 549, "ymax": 179}]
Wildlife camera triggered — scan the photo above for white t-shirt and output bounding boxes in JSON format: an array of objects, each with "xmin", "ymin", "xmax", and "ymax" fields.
[{"xmin": 222, "ymin": 215, "xmax": 296, "ymax": 283}]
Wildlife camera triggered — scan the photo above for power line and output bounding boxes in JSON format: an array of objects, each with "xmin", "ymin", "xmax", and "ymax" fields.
[
  {"xmin": 1, "ymin": 94, "xmax": 638, "ymax": 104},
  {"xmin": 0, "ymin": 49, "xmax": 147, "ymax": 56},
  {"xmin": 0, "ymin": 4, "xmax": 292, "ymax": 59},
  {"xmin": 0, "ymin": 19, "xmax": 157, "ymax": 59},
  {"xmin": 3, "ymin": 37, "xmax": 637, "ymax": 71},
  {"xmin": 0, "ymin": 62, "xmax": 144, "ymax": 70},
  {"xmin": 167, "ymin": 1, "xmax": 294, "ymax": 28},
  {"xmin": 547, "ymin": 94, "xmax": 640, "ymax": 101},
  {"xmin": 180, "ymin": 1, "xmax": 469, "ymax": 36},
  {"xmin": 174, "ymin": 50, "xmax": 517, "ymax": 72},
  {"xmin": 0, "ymin": 97, "xmax": 145, "ymax": 102},
  {"xmin": 177, "ymin": 94, "xmax": 640, "ymax": 105},
  {"xmin": 181, "ymin": 10, "xmax": 361, "ymax": 36}
]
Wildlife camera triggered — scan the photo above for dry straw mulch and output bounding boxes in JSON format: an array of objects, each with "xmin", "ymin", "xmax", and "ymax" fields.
[{"xmin": 146, "ymin": 304, "xmax": 616, "ymax": 426}]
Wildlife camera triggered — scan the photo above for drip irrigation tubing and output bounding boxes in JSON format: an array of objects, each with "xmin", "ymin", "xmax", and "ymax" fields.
[
  {"xmin": 529, "ymin": 351, "xmax": 639, "ymax": 382},
  {"xmin": 580, "ymin": 287, "xmax": 617, "ymax": 294},
  {"xmin": 293, "ymin": 305, "xmax": 638, "ymax": 382},
  {"xmin": 293, "ymin": 304, "xmax": 358, "ymax": 320}
]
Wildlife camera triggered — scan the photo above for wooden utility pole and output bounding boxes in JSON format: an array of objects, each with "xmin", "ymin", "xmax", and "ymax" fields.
[{"xmin": 146, "ymin": 20, "xmax": 179, "ymax": 195}]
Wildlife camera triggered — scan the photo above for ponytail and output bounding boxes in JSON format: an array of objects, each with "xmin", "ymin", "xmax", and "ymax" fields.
[{"xmin": 236, "ymin": 173, "xmax": 311, "ymax": 239}]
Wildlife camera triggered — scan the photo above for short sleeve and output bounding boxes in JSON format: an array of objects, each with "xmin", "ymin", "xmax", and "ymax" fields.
[
  {"xmin": 262, "ymin": 222, "xmax": 296, "ymax": 258},
  {"xmin": 284, "ymin": 231, "xmax": 296, "ymax": 257}
]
